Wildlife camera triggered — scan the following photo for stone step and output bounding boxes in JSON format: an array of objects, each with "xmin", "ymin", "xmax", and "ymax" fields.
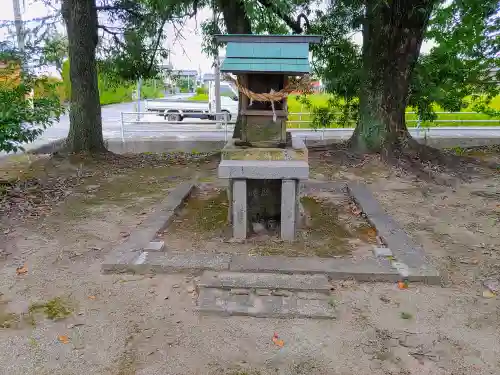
[
  {"xmin": 197, "ymin": 288, "xmax": 336, "ymax": 319},
  {"xmin": 199, "ymin": 271, "xmax": 331, "ymax": 293}
]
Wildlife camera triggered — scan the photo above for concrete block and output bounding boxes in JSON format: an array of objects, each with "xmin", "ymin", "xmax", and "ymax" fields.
[
  {"xmin": 281, "ymin": 179, "xmax": 298, "ymax": 241},
  {"xmin": 347, "ymin": 182, "xmax": 428, "ymax": 269},
  {"xmin": 228, "ymin": 255, "xmax": 434, "ymax": 283},
  {"xmin": 199, "ymin": 271, "xmax": 331, "ymax": 292},
  {"xmin": 197, "ymin": 289, "xmax": 335, "ymax": 319},
  {"xmin": 103, "ymin": 252, "xmax": 231, "ymax": 274},
  {"xmin": 144, "ymin": 241, "xmax": 165, "ymax": 251},
  {"xmin": 218, "ymin": 160, "xmax": 309, "ymax": 179},
  {"xmin": 373, "ymin": 247, "xmax": 393, "ymax": 257},
  {"xmin": 101, "ymin": 182, "xmax": 194, "ymax": 273},
  {"xmin": 232, "ymin": 179, "xmax": 247, "ymax": 240}
]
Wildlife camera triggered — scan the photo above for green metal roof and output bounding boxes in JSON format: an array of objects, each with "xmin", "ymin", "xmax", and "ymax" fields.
[{"xmin": 217, "ymin": 34, "xmax": 320, "ymax": 74}]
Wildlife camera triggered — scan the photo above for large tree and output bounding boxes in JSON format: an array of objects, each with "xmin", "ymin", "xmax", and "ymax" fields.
[
  {"xmin": 201, "ymin": 0, "xmax": 312, "ymax": 138},
  {"xmin": 61, "ymin": 0, "xmax": 201, "ymax": 153},
  {"xmin": 309, "ymin": 0, "xmax": 500, "ymax": 154}
]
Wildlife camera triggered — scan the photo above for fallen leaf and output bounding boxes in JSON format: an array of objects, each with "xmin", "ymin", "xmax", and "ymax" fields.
[
  {"xmin": 58, "ymin": 335, "xmax": 70, "ymax": 344},
  {"xmin": 482, "ymin": 290, "xmax": 496, "ymax": 299},
  {"xmin": 88, "ymin": 295, "xmax": 96, "ymax": 300},
  {"xmin": 272, "ymin": 333, "xmax": 284, "ymax": 347},
  {"xmin": 16, "ymin": 264, "xmax": 28, "ymax": 275}
]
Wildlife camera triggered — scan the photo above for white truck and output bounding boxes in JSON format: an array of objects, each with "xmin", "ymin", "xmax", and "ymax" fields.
[{"xmin": 144, "ymin": 81, "xmax": 239, "ymax": 122}]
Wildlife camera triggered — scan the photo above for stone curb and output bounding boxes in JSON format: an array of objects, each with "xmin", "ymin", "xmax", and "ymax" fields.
[
  {"xmin": 199, "ymin": 271, "xmax": 331, "ymax": 292},
  {"xmin": 347, "ymin": 182, "xmax": 432, "ymax": 271},
  {"xmin": 103, "ymin": 252, "xmax": 440, "ymax": 284},
  {"xmin": 101, "ymin": 181, "xmax": 195, "ymax": 273}
]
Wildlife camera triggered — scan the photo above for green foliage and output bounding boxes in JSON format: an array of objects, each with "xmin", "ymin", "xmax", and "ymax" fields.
[
  {"xmin": 62, "ymin": 60, "xmax": 162, "ymax": 105},
  {"xmin": 0, "ymin": 45, "xmax": 63, "ymax": 153},
  {"xmin": 39, "ymin": 32, "xmax": 68, "ymax": 74},
  {"xmin": 297, "ymin": 94, "xmax": 358, "ymax": 129},
  {"xmin": 61, "ymin": 59, "xmax": 71, "ymax": 101},
  {"xmin": 196, "ymin": 86, "xmax": 208, "ymax": 95},
  {"xmin": 98, "ymin": 0, "xmax": 206, "ymax": 81},
  {"xmin": 309, "ymin": 0, "xmax": 500, "ymax": 126}
]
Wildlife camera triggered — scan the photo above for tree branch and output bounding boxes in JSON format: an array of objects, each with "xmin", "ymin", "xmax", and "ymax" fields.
[
  {"xmin": 97, "ymin": 24, "xmax": 126, "ymax": 49},
  {"xmin": 256, "ymin": 0, "xmax": 303, "ymax": 33},
  {"xmin": 146, "ymin": 17, "xmax": 169, "ymax": 74},
  {"xmin": 96, "ymin": 5, "xmax": 143, "ymax": 20}
]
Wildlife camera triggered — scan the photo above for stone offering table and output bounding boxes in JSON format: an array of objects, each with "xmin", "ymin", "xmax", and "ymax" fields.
[{"xmin": 219, "ymin": 137, "xmax": 309, "ymax": 241}]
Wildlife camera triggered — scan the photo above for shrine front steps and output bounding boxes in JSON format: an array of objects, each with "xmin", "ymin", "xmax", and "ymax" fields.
[
  {"xmin": 102, "ymin": 251, "xmax": 440, "ymax": 319},
  {"xmin": 196, "ymin": 271, "xmax": 336, "ymax": 319}
]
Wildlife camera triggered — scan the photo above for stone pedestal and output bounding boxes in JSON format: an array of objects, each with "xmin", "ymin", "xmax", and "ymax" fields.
[{"xmin": 218, "ymin": 136, "xmax": 308, "ymax": 241}]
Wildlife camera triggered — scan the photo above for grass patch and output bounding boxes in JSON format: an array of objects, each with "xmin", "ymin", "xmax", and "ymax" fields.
[
  {"xmin": 189, "ymin": 93, "xmax": 209, "ymax": 101},
  {"xmin": 250, "ymin": 196, "xmax": 356, "ymax": 257},
  {"xmin": 0, "ymin": 311, "xmax": 20, "ymax": 328},
  {"xmin": 28, "ymin": 297, "xmax": 73, "ymax": 321},
  {"xmin": 189, "ymin": 91, "xmax": 500, "ymax": 127},
  {"xmin": 170, "ymin": 190, "xmax": 228, "ymax": 234},
  {"xmin": 400, "ymin": 312, "xmax": 413, "ymax": 320}
]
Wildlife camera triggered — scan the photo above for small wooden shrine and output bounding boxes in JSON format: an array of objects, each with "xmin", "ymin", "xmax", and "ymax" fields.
[
  {"xmin": 216, "ymin": 34, "xmax": 321, "ymax": 241},
  {"xmin": 216, "ymin": 34, "xmax": 321, "ymax": 148}
]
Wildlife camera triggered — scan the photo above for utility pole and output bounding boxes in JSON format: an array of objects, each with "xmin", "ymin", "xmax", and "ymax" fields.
[
  {"xmin": 12, "ymin": 0, "xmax": 24, "ymax": 52},
  {"xmin": 213, "ymin": 1, "xmax": 221, "ymax": 120}
]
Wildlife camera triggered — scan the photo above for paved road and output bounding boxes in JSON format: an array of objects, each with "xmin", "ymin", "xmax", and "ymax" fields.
[
  {"xmin": 0, "ymin": 94, "xmax": 192, "ymax": 157},
  {"xmin": 3, "ymin": 94, "xmax": 500, "ymax": 158}
]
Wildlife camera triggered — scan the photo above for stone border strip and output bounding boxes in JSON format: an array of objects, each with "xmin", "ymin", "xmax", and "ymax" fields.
[
  {"xmin": 199, "ymin": 271, "xmax": 331, "ymax": 292},
  {"xmin": 346, "ymin": 182, "xmax": 431, "ymax": 271},
  {"xmin": 101, "ymin": 181, "xmax": 195, "ymax": 273},
  {"xmin": 101, "ymin": 180, "xmax": 439, "ymax": 284},
  {"xmin": 102, "ymin": 252, "xmax": 440, "ymax": 284}
]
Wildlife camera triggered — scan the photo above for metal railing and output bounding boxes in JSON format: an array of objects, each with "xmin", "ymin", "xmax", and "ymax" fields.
[
  {"xmin": 120, "ymin": 111, "xmax": 235, "ymax": 142},
  {"xmin": 120, "ymin": 111, "xmax": 500, "ymax": 143}
]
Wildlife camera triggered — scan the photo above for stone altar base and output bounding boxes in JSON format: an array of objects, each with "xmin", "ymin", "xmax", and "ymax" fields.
[{"xmin": 218, "ymin": 136, "xmax": 309, "ymax": 241}]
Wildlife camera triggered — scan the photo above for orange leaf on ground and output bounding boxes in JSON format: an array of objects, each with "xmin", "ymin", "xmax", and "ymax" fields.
[
  {"xmin": 58, "ymin": 335, "xmax": 69, "ymax": 344},
  {"xmin": 272, "ymin": 333, "xmax": 285, "ymax": 347},
  {"xmin": 16, "ymin": 264, "xmax": 28, "ymax": 275}
]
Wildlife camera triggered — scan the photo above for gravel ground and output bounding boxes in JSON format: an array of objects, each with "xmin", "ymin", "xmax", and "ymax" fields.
[{"xmin": 0, "ymin": 152, "xmax": 499, "ymax": 375}]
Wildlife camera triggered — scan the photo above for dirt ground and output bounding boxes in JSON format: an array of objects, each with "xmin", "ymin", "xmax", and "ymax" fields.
[
  {"xmin": 158, "ymin": 185, "xmax": 377, "ymax": 257},
  {"xmin": 0, "ymin": 148, "xmax": 499, "ymax": 375}
]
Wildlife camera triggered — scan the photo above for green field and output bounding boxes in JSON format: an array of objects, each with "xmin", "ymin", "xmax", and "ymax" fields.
[{"xmin": 191, "ymin": 93, "xmax": 500, "ymax": 127}]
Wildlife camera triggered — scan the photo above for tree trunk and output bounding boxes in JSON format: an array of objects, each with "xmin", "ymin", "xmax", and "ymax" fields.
[
  {"xmin": 218, "ymin": 0, "xmax": 252, "ymax": 139},
  {"xmin": 62, "ymin": 0, "xmax": 106, "ymax": 153},
  {"xmin": 350, "ymin": 0, "xmax": 435, "ymax": 153}
]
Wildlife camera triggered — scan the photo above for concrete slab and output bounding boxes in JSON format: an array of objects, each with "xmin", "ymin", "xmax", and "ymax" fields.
[
  {"xmin": 347, "ymin": 182, "xmax": 430, "ymax": 270},
  {"xmin": 218, "ymin": 160, "xmax": 309, "ymax": 179},
  {"xmin": 199, "ymin": 271, "xmax": 331, "ymax": 292},
  {"xmin": 101, "ymin": 182, "xmax": 194, "ymax": 273},
  {"xmin": 232, "ymin": 179, "xmax": 247, "ymax": 240},
  {"xmin": 373, "ymin": 247, "xmax": 393, "ymax": 257},
  {"xmin": 281, "ymin": 179, "xmax": 298, "ymax": 241},
  {"xmin": 197, "ymin": 288, "xmax": 336, "ymax": 319},
  {"xmin": 144, "ymin": 241, "xmax": 165, "ymax": 251},
  {"xmin": 103, "ymin": 252, "xmax": 232, "ymax": 274},
  {"xmin": 230, "ymin": 255, "xmax": 392, "ymax": 280}
]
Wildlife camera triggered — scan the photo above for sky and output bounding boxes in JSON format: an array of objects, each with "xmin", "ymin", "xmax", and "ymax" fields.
[{"xmin": 1, "ymin": 0, "xmax": 433, "ymax": 77}]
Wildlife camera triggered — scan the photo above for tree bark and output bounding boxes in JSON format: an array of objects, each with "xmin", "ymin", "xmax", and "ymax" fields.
[
  {"xmin": 350, "ymin": 0, "xmax": 435, "ymax": 153},
  {"xmin": 217, "ymin": 0, "xmax": 252, "ymax": 139},
  {"xmin": 62, "ymin": 0, "xmax": 106, "ymax": 153}
]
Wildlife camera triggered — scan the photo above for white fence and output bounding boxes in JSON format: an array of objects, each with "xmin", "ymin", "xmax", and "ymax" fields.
[{"xmin": 119, "ymin": 111, "xmax": 500, "ymax": 143}]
